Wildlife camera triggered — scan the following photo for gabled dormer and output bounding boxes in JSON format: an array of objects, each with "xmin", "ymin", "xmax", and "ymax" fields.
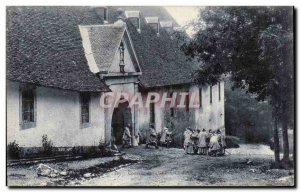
[{"xmin": 79, "ymin": 19, "xmax": 142, "ymax": 78}]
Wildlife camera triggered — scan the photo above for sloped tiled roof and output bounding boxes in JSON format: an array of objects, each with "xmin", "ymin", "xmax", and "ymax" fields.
[
  {"xmin": 109, "ymin": 7, "xmax": 196, "ymax": 88},
  {"xmin": 84, "ymin": 24, "xmax": 125, "ymax": 72},
  {"xmin": 7, "ymin": 6, "xmax": 196, "ymax": 90},
  {"xmin": 6, "ymin": 6, "xmax": 110, "ymax": 92},
  {"xmin": 127, "ymin": 20, "xmax": 196, "ymax": 88}
]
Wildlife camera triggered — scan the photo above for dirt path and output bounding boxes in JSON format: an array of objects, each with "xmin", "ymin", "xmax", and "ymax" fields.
[
  {"xmin": 81, "ymin": 145, "xmax": 294, "ymax": 186},
  {"xmin": 7, "ymin": 144, "xmax": 294, "ymax": 187}
]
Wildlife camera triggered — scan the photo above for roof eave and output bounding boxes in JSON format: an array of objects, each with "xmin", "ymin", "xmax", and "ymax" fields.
[
  {"xmin": 124, "ymin": 26, "xmax": 142, "ymax": 73},
  {"xmin": 7, "ymin": 78, "xmax": 111, "ymax": 93}
]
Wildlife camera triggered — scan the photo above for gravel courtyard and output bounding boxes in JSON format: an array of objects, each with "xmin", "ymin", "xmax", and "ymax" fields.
[{"xmin": 7, "ymin": 144, "xmax": 294, "ymax": 187}]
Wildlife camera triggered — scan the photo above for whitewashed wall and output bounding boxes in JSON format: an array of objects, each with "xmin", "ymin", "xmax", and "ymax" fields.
[
  {"xmin": 6, "ymin": 81, "xmax": 105, "ymax": 147},
  {"xmin": 137, "ymin": 82, "xmax": 225, "ymax": 145},
  {"xmin": 7, "ymin": 80, "xmax": 225, "ymax": 147},
  {"xmin": 193, "ymin": 81, "xmax": 225, "ymax": 133}
]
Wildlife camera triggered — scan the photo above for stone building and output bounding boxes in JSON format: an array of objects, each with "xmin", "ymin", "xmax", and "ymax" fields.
[{"xmin": 6, "ymin": 6, "xmax": 225, "ymax": 149}]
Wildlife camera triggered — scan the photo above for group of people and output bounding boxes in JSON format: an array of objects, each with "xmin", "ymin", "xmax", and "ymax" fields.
[
  {"xmin": 145, "ymin": 125, "xmax": 172, "ymax": 149},
  {"xmin": 121, "ymin": 123, "xmax": 227, "ymax": 157},
  {"xmin": 122, "ymin": 123, "xmax": 167, "ymax": 149},
  {"xmin": 184, "ymin": 128, "xmax": 226, "ymax": 156}
]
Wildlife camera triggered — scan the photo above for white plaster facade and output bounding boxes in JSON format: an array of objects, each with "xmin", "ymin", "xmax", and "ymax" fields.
[
  {"xmin": 136, "ymin": 82, "xmax": 225, "ymax": 145},
  {"xmin": 7, "ymin": 20, "xmax": 225, "ymax": 148},
  {"xmin": 7, "ymin": 81, "xmax": 106, "ymax": 147},
  {"xmin": 6, "ymin": 80, "xmax": 225, "ymax": 147}
]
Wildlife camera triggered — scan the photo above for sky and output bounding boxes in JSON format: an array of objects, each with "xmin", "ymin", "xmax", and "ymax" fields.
[{"xmin": 165, "ymin": 6, "xmax": 201, "ymax": 36}]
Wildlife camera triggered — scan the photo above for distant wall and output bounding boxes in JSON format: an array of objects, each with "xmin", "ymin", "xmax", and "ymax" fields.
[
  {"xmin": 194, "ymin": 81, "xmax": 225, "ymax": 133},
  {"xmin": 7, "ymin": 81, "xmax": 105, "ymax": 147},
  {"xmin": 137, "ymin": 82, "xmax": 225, "ymax": 147}
]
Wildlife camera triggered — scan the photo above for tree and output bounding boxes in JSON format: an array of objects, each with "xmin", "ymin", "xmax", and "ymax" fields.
[{"xmin": 182, "ymin": 7, "xmax": 294, "ymax": 167}]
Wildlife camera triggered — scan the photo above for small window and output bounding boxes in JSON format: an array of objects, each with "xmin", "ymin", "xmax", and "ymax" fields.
[
  {"xmin": 218, "ymin": 82, "xmax": 221, "ymax": 101},
  {"xmin": 210, "ymin": 85, "xmax": 213, "ymax": 104},
  {"xmin": 22, "ymin": 88, "xmax": 35, "ymax": 123},
  {"xmin": 199, "ymin": 88, "xmax": 202, "ymax": 108},
  {"xmin": 150, "ymin": 96, "xmax": 155, "ymax": 124},
  {"xmin": 104, "ymin": 8, "xmax": 108, "ymax": 21},
  {"xmin": 119, "ymin": 41, "xmax": 125, "ymax": 73},
  {"xmin": 170, "ymin": 107, "xmax": 175, "ymax": 117},
  {"xmin": 185, "ymin": 92, "xmax": 189, "ymax": 112},
  {"xmin": 80, "ymin": 93, "xmax": 90, "ymax": 124},
  {"xmin": 169, "ymin": 92, "xmax": 175, "ymax": 117}
]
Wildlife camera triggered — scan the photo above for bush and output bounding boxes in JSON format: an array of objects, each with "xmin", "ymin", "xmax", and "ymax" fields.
[
  {"xmin": 41, "ymin": 135, "xmax": 54, "ymax": 156},
  {"xmin": 7, "ymin": 140, "xmax": 20, "ymax": 159},
  {"xmin": 71, "ymin": 146, "xmax": 81, "ymax": 155},
  {"xmin": 98, "ymin": 142, "xmax": 112, "ymax": 156},
  {"xmin": 225, "ymin": 135, "xmax": 240, "ymax": 148}
]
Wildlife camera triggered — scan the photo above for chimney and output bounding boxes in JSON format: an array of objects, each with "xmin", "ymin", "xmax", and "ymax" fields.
[
  {"xmin": 125, "ymin": 11, "xmax": 141, "ymax": 33},
  {"xmin": 103, "ymin": 7, "xmax": 108, "ymax": 24},
  {"xmin": 145, "ymin": 17, "xmax": 160, "ymax": 37},
  {"xmin": 116, "ymin": 8, "xmax": 126, "ymax": 21}
]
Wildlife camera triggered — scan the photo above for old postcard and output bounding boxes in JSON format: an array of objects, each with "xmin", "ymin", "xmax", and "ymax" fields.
[{"xmin": 6, "ymin": 6, "xmax": 294, "ymax": 187}]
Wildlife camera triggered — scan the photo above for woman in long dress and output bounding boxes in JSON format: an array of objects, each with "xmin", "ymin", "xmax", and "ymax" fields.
[
  {"xmin": 217, "ymin": 129, "xmax": 226, "ymax": 155},
  {"xmin": 122, "ymin": 125, "xmax": 132, "ymax": 148},
  {"xmin": 183, "ymin": 128, "xmax": 194, "ymax": 154},
  {"xmin": 160, "ymin": 127, "xmax": 172, "ymax": 147},
  {"xmin": 146, "ymin": 125, "xmax": 159, "ymax": 149},
  {"xmin": 209, "ymin": 131, "xmax": 221, "ymax": 156},
  {"xmin": 198, "ymin": 129, "xmax": 208, "ymax": 155},
  {"xmin": 191, "ymin": 129, "xmax": 199, "ymax": 154}
]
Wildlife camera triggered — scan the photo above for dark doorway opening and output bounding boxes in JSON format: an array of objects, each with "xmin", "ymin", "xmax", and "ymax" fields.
[{"xmin": 111, "ymin": 101, "xmax": 132, "ymax": 145}]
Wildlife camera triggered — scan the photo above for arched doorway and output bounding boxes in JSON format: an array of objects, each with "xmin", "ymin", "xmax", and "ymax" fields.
[{"xmin": 111, "ymin": 101, "xmax": 133, "ymax": 145}]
